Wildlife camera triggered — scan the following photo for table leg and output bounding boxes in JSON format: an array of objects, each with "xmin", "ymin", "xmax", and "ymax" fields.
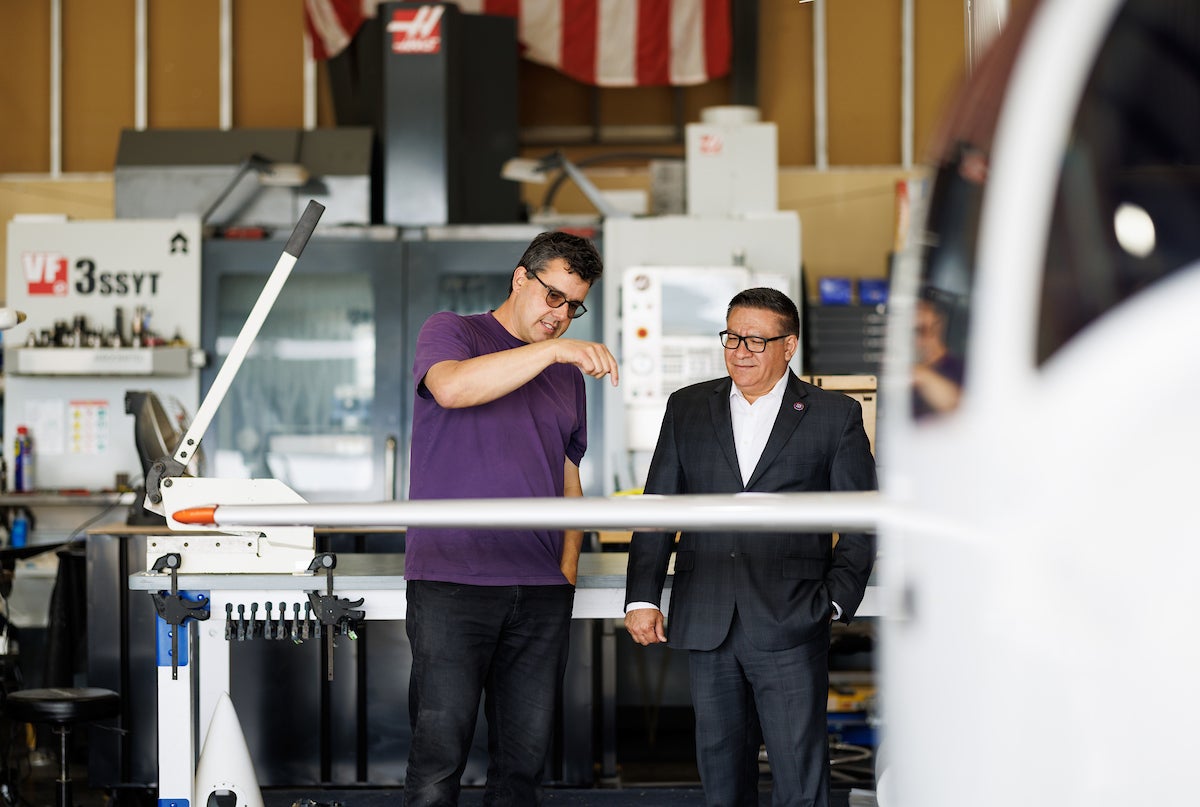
[{"xmin": 156, "ymin": 616, "xmax": 196, "ymax": 805}]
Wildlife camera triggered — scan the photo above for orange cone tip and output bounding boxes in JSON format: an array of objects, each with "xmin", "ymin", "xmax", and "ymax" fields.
[{"xmin": 174, "ymin": 506, "xmax": 218, "ymax": 525}]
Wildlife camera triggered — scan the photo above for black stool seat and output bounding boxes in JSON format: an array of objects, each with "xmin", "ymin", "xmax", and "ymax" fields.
[
  {"xmin": 6, "ymin": 687, "xmax": 120, "ymax": 725},
  {"xmin": 5, "ymin": 688, "xmax": 121, "ymax": 807}
]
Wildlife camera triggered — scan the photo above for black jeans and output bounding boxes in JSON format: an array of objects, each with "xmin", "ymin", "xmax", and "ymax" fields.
[{"xmin": 404, "ymin": 580, "xmax": 575, "ymax": 807}]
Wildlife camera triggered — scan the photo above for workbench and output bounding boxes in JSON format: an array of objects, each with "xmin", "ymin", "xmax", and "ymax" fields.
[{"xmin": 124, "ymin": 548, "xmax": 882, "ymax": 803}]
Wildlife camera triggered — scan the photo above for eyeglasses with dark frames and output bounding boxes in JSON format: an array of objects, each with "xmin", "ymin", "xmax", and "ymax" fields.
[
  {"xmin": 528, "ymin": 272, "xmax": 588, "ymax": 318},
  {"xmin": 719, "ymin": 330, "xmax": 790, "ymax": 353}
]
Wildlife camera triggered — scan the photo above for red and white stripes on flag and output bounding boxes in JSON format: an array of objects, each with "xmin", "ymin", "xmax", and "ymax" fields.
[
  {"xmin": 305, "ymin": 0, "xmax": 376, "ymax": 61},
  {"xmin": 305, "ymin": 0, "xmax": 732, "ymax": 87}
]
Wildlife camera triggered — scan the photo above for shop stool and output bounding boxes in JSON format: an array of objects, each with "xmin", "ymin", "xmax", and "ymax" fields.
[{"xmin": 4, "ymin": 687, "xmax": 120, "ymax": 807}]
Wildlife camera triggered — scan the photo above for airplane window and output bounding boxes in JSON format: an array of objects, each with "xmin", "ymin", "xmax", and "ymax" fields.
[
  {"xmin": 907, "ymin": 0, "xmax": 1034, "ymax": 421},
  {"xmin": 911, "ymin": 147, "xmax": 981, "ymax": 419},
  {"xmin": 1037, "ymin": 0, "xmax": 1200, "ymax": 363}
]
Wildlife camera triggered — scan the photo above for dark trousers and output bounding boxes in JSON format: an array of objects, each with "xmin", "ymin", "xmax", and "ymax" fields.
[
  {"xmin": 404, "ymin": 580, "xmax": 575, "ymax": 807},
  {"xmin": 689, "ymin": 611, "xmax": 831, "ymax": 807}
]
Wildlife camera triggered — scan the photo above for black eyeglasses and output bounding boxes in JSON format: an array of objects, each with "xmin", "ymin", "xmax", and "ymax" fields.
[
  {"xmin": 528, "ymin": 272, "xmax": 588, "ymax": 318},
  {"xmin": 719, "ymin": 330, "xmax": 789, "ymax": 353}
]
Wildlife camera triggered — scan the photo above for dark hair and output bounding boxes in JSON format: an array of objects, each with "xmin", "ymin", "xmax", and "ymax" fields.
[
  {"xmin": 919, "ymin": 287, "xmax": 954, "ymax": 321},
  {"xmin": 727, "ymin": 287, "xmax": 800, "ymax": 335},
  {"xmin": 514, "ymin": 231, "xmax": 603, "ymax": 291}
]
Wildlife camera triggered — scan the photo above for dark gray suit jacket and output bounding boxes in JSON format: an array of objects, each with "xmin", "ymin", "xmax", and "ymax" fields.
[{"xmin": 625, "ymin": 371, "xmax": 877, "ymax": 652}]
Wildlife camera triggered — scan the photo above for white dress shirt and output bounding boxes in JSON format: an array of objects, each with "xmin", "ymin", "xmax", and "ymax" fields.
[{"xmin": 729, "ymin": 372, "xmax": 789, "ymax": 485}]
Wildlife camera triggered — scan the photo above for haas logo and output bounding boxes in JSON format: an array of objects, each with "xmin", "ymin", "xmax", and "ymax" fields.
[
  {"xmin": 699, "ymin": 134, "xmax": 724, "ymax": 155},
  {"xmin": 388, "ymin": 5, "xmax": 444, "ymax": 54},
  {"xmin": 23, "ymin": 252, "xmax": 69, "ymax": 296}
]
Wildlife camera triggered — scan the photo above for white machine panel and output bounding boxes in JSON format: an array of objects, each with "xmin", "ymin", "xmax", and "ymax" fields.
[
  {"xmin": 620, "ymin": 265, "xmax": 795, "ymax": 452},
  {"xmin": 686, "ymin": 110, "xmax": 778, "ymax": 217},
  {"xmin": 603, "ymin": 214, "xmax": 801, "ymax": 486},
  {"xmin": 4, "ymin": 217, "xmax": 201, "ymax": 491},
  {"xmin": 622, "ymin": 266, "xmax": 749, "ymax": 402}
]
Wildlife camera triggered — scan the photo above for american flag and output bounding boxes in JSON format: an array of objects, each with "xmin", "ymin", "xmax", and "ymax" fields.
[{"xmin": 305, "ymin": 0, "xmax": 732, "ymax": 87}]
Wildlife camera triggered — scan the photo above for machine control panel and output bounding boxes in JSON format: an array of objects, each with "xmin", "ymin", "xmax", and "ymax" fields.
[{"xmin": 621, "ymin": 265, "xmax": 751, "ymax": 403}]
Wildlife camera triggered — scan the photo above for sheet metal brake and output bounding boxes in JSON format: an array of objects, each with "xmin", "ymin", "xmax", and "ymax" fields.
[{"xmin": 141, "ymin": 200, "xmax": 325, "ymax": 574}]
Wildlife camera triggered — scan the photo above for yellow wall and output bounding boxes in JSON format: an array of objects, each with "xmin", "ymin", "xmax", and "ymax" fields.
[
  {"xmin": 782, "ymin": 167, "xmax": 924, "ymax": 294},
  {"xmin": 0, "ymin": 1, "xmax": 967, "ymax": 301},
  {"xmin": 0, "ymin": 2, "xmax": 968, "ymax": 171}
]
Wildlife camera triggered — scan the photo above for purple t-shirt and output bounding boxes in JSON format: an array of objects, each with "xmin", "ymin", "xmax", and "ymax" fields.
[{"xmin": 406, "ymin": 311, "xmax": 588, "ymax": 585}]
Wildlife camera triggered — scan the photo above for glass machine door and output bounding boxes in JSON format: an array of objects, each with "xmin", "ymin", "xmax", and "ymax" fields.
[{"xmin": 201, "ymin": 236, "xmax": 406, "ymax": 503}]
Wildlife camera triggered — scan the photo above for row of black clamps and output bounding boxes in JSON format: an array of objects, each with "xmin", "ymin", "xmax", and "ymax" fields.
[{"xmin": 223, "ymin": 600, "xmax": 357, "ymax": 642}]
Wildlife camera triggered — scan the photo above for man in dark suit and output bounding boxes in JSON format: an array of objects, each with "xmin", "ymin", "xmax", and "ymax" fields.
[{"xmin": 625, "ymin": 287, "xmax": 877, "ymax": 807}]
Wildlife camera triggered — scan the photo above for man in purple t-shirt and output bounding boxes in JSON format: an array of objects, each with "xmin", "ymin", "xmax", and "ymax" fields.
[{"xmin": 404, "ymin": 231, "xmax": 618, "ymax": 807}]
